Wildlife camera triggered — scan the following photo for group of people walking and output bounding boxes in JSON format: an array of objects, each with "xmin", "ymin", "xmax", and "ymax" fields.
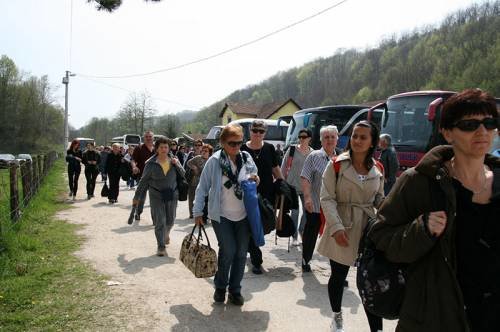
[{"xmin": 67, "ymin": 89, "xmax": 499, "ymax": 332}]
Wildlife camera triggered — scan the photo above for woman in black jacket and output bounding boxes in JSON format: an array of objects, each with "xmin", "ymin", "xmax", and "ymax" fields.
[
  {"xmin": 66, "ymin": 139, "xmax": 82, "ymax": 200},
  {"xmin": 105, "ymin": 143, "xmax": 125, "ymax": 204},
  {"xmin": 370, "ymin": 89, "xmax": 499, "ymax": 332},
  {"xmin": 82, "ymin": 142, "xmax": 101, "ymax": 199}
]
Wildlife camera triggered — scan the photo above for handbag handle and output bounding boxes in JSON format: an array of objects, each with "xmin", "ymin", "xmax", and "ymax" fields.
[{"xmin": 189, "ymin": 223, "xmax": 212, "ymax": 249}]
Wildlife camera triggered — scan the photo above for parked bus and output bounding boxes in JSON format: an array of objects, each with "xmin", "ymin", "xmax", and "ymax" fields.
[
  {"xmin": 227, "ymin": 118, "xmax": 289, "ymax": 149},
  {"xmin": 367, "ymin": 90, "xmax": 500, "ymax": 171},
  {"xmin": 281, "ymin": 105, "xmax": 383, "ymax": 150},
  {"xmin": 109, "ymin": 134, "xmax": 142, "ymax": 148}
]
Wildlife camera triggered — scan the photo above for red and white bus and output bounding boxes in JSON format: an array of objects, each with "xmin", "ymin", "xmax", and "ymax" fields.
[{"xmin": 368, "ymin": 90, "xmax": 499, "ymax": 172}]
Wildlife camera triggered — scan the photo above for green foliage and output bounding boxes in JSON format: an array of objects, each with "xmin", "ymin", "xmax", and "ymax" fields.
[
  {"xmin": 0, "ymin": 56, "xmax": 63, "ymax": 154},
  {"xmin": 192, "ymin": 1, "xmax": 500, "ymax": 132},
  {"xmin": 0, "ymin": 161, "xmax": 121, "ymax": 331}
]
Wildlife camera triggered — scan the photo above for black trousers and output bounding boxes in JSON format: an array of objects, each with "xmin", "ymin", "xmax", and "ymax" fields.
[
  {"xmin": 329, "ymin": 260, "xmax": 383, "ymax": 332},
  {"xmin": 84, "ymin": 168, "xmax": 99, "ymax": 196},
  {"xmin": 108, "ymin": 173, "xmax": 120, "ymax": 201},
  {"xmin": 302, "ymin": 211, "xmax": 321, "ymax": 264},
  {"xmin": 68, "ymin": 167, "xmax": 80, "ymax": 195}
]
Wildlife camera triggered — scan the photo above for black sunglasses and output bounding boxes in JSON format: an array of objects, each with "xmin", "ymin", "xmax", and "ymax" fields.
[
  {"xmin": 453, "ymin": 118, "xmax": 498, "ymax": 132},
  {"xmin": 298, "ymin": 135, "xmax": 310, "ymax": 139},
  {"xmin": 226, "ymin": 141, "xmax": 243, "ymax": 147},
  {"xmin": 251, "ymin": 129, "xmax": 266, "ymax": 134}
]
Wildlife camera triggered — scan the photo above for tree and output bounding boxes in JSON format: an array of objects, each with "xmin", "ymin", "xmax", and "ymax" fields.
[{"xmin": 87, "ymin": 0, "xmax": 162, "ymax": 12}]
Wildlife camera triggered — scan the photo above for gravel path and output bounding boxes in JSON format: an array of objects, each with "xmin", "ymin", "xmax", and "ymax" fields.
[{"xmin": 57, "ymin": 176, "xmax": 396, "ymax": 331}]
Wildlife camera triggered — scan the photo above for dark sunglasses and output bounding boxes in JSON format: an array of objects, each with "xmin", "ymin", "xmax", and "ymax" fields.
[
  {"xmin": 251, "ymin": 129, "xmax": 266, "ymax": 134},
  {"xmin": 226, "ymin": 141, "xmax": 243, "ymax": 147},
  {"xmin": 453, "ymin": 118, "xmax": 498, "ymax": 132},
  {"xmin": 298, "ymin": 135, "xmax": 310, "ymax": 139}
]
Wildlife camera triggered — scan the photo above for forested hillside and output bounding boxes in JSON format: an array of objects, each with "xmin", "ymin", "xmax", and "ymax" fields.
[
  {"xmin": 191, "ymin": 1, "xmax": 500, "ymax": 132},
  {"xmin": 0, "ymin": 56, "xmax": 64, "ymax": 153}
]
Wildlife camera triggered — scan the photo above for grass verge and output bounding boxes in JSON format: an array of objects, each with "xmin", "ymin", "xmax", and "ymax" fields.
[{"xmin": 0, "ymin": 160, "xmax": 122, "ymax": 331}]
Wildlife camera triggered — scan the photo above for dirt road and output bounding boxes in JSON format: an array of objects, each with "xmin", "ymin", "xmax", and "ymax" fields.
[{"xmin": 57, "ymin": 177, "xmax": 396, "ymax": 331}]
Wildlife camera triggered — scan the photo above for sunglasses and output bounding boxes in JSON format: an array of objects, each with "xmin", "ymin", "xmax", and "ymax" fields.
[
  {"xmin": 226, "ymin": 141, "xmax": 243, "ymax": 147},
  {"xmin": 251, "ymin": 129, "xmax": 266, "ymax": 134},
  {"xmin": 453, "ymin": 118, "xmax": 498, "ymax": 132},
  {"xmin": 195, "ymin": 144, "xmax": 203, "ymax": 147},
  {"xmin": 298, "ymin": 135, "xmax": 310, "ymax": 139}
]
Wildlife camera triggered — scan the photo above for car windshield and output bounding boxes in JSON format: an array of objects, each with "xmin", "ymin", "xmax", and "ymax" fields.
[{"xmin": 383, "ymin": 95, "xmax": 439, "ymax": 152}]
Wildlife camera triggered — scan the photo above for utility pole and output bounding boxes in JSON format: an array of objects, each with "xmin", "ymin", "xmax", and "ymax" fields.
[{"xmin": 62, "ymin": 71, "xmax": 76, "ymax": 150}]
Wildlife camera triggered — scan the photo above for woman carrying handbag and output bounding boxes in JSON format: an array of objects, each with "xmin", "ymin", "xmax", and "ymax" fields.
[{"xmin": 192, "ymin": 124, "xmax": 259, "ymax": 306}]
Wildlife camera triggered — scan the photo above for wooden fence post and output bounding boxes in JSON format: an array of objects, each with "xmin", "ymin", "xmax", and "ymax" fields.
[
  {"xmin": 32, "ymin": 157, "xmax": 38, "ymax": 194},
  {"xmin": 10, "ymin": 165, "xmax": 20, "ymax": 221},
  {"xmin": 37, "ymin": 155, "xmax": 43, "ymax": 186},
  {"xmin": 21, "ymin": 161, "xmax": 30, "ymax": 207}
]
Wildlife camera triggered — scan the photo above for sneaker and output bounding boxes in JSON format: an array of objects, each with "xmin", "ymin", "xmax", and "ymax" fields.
[
  {"xmin": 330, "ymin": 311, "xmax": 344, "ymax": 332},
  {"xmin": 68, "ymin": 192, "xmax": 73, "ymax": 198},
  {"xmin": 72, "ymin": 195, "xmax": 76, "ymax": 201},
  {"xmin": 87, "ymin": 195, "xmax": 92, "ymax": 200},
  {"xmin": 109, "ymin": 199, "xmax": 114, "ymax": 204},
  {"xmin": 156, "ymin": 248, "xmax": 166, "ymax": 256},
  {"xmin": 292, "ymin": 239, "xmax": 301, "ymax": 246},
  {"xmin": 213, "ymin": 288, "xmax": 226, "ymax": 303},
  {"xmin": 135, "ymin": 213, "xmax": 141, "ymax": 221},
  {"xmin": 252, "ymin": 265, "xmax": 263, "ymax": 275},
  {"xmin": 302, "ymin": 262, "xmax": 311, "ymax": 273},
  {"xmin": 228, "ymin": 293, "xmax": 244, "ymax": 306}
]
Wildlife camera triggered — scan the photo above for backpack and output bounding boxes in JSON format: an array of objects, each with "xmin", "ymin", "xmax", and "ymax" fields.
[
  {"xmin": 283, "ymin": 146, "xmax": 296, "ymax": 179},
  {"xmin": 356, "ymin": 173, "xmax": 446, "ymax": 320}
]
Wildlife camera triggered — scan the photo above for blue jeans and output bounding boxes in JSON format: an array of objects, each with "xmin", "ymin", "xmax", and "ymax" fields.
[
  {"xmin": 212, "ymin": 217, "xmax": 250, "ymax": 294},
  {"xmin": 291, "ymin": 193, "xmax": 306, "ymax": 240}
]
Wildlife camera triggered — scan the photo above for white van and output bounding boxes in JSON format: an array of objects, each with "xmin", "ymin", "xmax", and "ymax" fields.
[{"xmin": 227, "ymin": 118, "xmax": 289, "ymax": 149}]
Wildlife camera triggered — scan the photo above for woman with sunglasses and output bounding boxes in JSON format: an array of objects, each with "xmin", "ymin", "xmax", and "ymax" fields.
[
  {"xmin": 193, "ymin": 124, "xmax": 258, "ymax": 306},
  {"xmin": 370, "ymin": 89, "xmax": 500, "ymax": 331},
  {"xmin": 241, "ymin": 119, "xmax": 284, "ymax": 275},
  {"xmin": 281, "ymin": 128, "xmax": 313, "ymax": 246}
]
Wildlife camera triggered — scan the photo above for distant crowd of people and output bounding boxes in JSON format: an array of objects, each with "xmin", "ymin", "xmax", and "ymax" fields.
[{"xmin": 66, "ymin": 89, "xmax": 499, "ymax": 332}]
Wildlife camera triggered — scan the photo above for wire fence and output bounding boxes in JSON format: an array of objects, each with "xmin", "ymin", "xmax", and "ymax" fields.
[{"xmin": 0, "ymin": 152, "xmax": 59, "ymax": 243}]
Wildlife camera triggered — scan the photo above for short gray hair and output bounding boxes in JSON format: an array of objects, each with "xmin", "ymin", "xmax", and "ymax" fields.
[
  {"xmin": 320, "ymin": 125, "xmax": 339, "ymax": 141},
  {"xmin": 380, "ymin": 133, "xmax": 392, "ymax": 146}
]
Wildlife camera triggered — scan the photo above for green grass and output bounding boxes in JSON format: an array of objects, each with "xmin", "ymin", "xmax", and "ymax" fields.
[{"xmin": 0, "ymin": 160, "xmax": 122, "ymax": 331}]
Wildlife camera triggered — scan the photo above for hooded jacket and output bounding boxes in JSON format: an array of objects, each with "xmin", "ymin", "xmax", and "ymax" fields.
[{"xmin": 369, "ymin": 145, "xmax": 500, "ymax": 331}]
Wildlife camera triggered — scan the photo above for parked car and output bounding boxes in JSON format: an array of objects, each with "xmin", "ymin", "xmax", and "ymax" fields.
[
  {"xmin": 0, "ymin": 154, "xmax": 15, "ymax": 162},
  {"xmin": 17, "ymin": 154, "xmax": 33, "ymax": 162}
]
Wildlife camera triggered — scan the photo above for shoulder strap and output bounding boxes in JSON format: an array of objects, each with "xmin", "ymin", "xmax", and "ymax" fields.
[
  {"xmin": 332, "ymin": 156, "xmax": 341, "ymax": 176},
  {"xmin": 374, "ymin": 160, "xmax": 384, "ymax": 175}
]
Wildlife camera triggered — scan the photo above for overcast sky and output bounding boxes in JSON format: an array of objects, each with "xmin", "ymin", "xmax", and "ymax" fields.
[{"xmin": 1, "ymin": 0, "xmax": 484, "ymax": 129}]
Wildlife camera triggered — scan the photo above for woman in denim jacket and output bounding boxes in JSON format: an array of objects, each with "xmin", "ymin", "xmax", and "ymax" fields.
[{"xmin": 193, "ymin": 124, "xmax": 259, "ymax": 306}]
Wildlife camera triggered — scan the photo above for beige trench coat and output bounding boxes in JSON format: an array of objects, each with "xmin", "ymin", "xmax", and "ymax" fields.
[{"xmin": 317, "ymin": 152, "xmax": 384, "ymax": 266}]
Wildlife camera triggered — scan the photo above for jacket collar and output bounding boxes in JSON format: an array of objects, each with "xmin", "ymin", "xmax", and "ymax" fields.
[{"xmin": 414, "ymin": 145, "xmax": 500, "ymax": 178}]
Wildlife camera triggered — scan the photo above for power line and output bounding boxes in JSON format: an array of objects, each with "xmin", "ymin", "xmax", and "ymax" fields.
[
  {"xmin": 76, "ymin": 0, "xmax": 350, "ymax": 79},
  {"xmin": 77, "ymin": 75, "xmax": 200, "ymax": 109}
]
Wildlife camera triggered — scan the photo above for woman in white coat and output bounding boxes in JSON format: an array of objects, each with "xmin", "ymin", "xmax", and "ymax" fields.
[{"xmin": 318, "ymin": 120, "xmax": 385, "ymax": 332}]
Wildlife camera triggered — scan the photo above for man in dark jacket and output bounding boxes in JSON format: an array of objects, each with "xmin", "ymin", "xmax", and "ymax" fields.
[
  {"xmin": 379, "ymin": 133, "xmax": 399, "ymax": 195},
  {"xmin": 105, "ymin": 143, "xmax": 124, "ymax": 204},
  {"xmin": 131, "ymin": 130, "xmax": 155, "ymax": 220}
]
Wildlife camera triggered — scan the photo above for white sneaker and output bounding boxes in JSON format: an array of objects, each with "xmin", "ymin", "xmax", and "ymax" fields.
[
  {"xmin": 292, "ymin": 239, "xmax": 301, "ymax": 246},
  {"xmin": 330, "ymin": 311, "xmax": 344, "ymax": 332}
]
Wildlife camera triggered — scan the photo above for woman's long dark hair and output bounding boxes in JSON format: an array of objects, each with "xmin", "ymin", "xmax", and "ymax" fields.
[
  {"xmin": 69, "ymin": 139, "xmax": 80, "ymax": 151},
  {"xmin": 345, "ymin": 120, "xmax": 380, "ymax": 170}
]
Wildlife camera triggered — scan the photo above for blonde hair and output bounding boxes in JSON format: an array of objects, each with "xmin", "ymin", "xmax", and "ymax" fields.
[{"xmin": 220, "ymin": 124, "xmax": 243, "ymax": 143}]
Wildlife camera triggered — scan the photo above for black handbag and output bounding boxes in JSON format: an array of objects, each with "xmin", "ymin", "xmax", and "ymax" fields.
[
  {"xmin": 101, "ymin": 181, "xmax": 109, "ymax": 197},
  {"xmin": 356, "ymin": 218, "xmax": 407, "ymax": 320},
  {"xmin": 175, "ymin": 166, "xmax": 189, "ymax": 201},
  {"xmin": 258, "ymin": 194, "xmax": 276, "ymax": 234}
]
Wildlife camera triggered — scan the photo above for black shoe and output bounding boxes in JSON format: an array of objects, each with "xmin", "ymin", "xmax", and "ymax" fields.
[
  {"xmin": 135, "ymin": 213, "xmax": 140, "ymax": 221},
  {"xmin": 87, "ymin": 195, "xmax": 92, "ymax": 200},
  {"xmin": 189, "ymin": 214, "xmax": 193, "ymax": 218},
  {"xmin": 344, "ymin": 280, "xmax": 349, "ymax": 288},
  {"xmin": 302, "ymin": 262, "xmax": 311, "ymax": 273},
  {"xmin": 228, "ymin": 293, "xmax": 244, "ymax": 306},
  {"xmin": 252, "ymin": 265, "xmax": 263, "ymax": 275},
  {"xmin": 213, "ymin": 288, "xmax": 226, "ymax": 303}
]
